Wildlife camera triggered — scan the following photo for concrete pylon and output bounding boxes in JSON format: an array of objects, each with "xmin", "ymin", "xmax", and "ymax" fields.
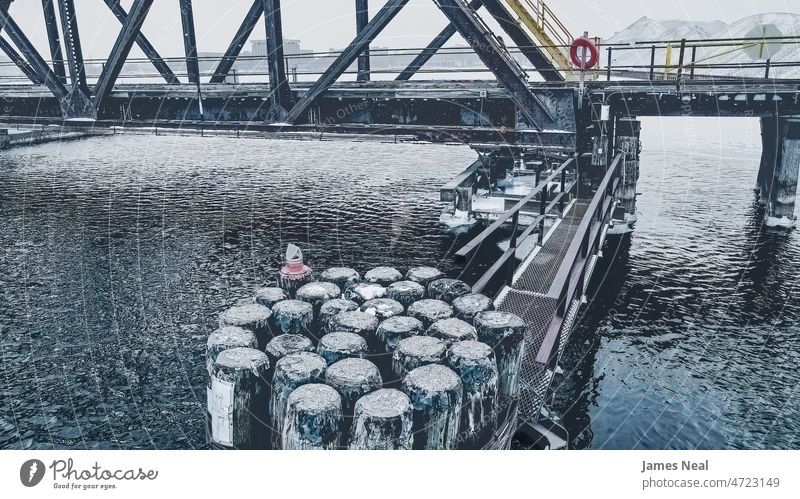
[
  {"xmin": 609, "ymin": 117, "xmax": 641, "ymax": 235},
  {"xmin": 759, "ymin": 116, "xmax": 800, "ymax": 228}
]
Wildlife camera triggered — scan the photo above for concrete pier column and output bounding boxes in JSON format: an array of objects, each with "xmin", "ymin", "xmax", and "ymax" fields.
[
  {"xmin": 319, "ymin": 267, "xmax": 361, "ymax": 292},
  {"xmin": 407, "ymin": 299, "xmax": 454, "ymax": 329},
  {"xmin": 426, "ymin": 318, "xmax": 478, "ymax": 346},
  {"xmin": 282, "ymin": 384, "xmax": 342, "ymax": 450},
  {"xmin": 265, "ymin": 334, "xmax": 314, "ymax": 367},
  {"xmin": 318, "ymin": 298, "xmax": 359, "ymax": 333},
  {"xmin": 218, "ymin": 304, "xmax": 272, "ymax": 351},
  {"xmin": 405, "ymin": 266, "xmax": 444, "ymax": 287},
  {"xmin": 324, "ymin": 358, "xmax": 383, "ymax": 444},
  {"xmin": 349, "ymin": 389, "xmax": 413, "ymax": 450},
  {"xmin": 763, "ymin": 117, "xmax": 800, "ymax": 228},
  {"xmin": 392, "ymin": 336, "xmax": 447, "ymax": 381},
  {"xmin": 402, "ymin": 364, "xmax": 463, "ymax": 450},
  {"xmin": 270, "ymin": 352, "xmax": 327, "ymax": 449},
  {"xmin": 474, "ymin": 311, "xmax": 526, "ymax": 398},
  {"xmin": 296, "ymin": 281, "xmax": 341, "ymax": 316},
  {"xmin": 317, "ymin": 332, "xmax": 368, "ymax": 364},
  {"xmin": 328, "ymin": 310, "xmax": 380, "ymax": 336},
  {"xmin": 253, "ymin": 286, "xmax": 288, "ymax": 308},
  {"xmin": 386, "ymin": 280, "xmax": 425, "ymax": 309},
  {"xmin": 426, "ymin": 278, "xmax": 472, "ymax": 303},
  {"xmin": 209, "ymin": 347, "xmax": 271, "ymax": 449},
  {"xmin": 446, "ymin": 340, "xmax": 499, "ymax": 449},
  {"xmin": 375, "ymin": 316, "xmax": 424, "ymax": 351},
  {"xmin": 270, "ymin": 299, "xmax": 314, "ymax": 336},
  {"xmin": 452, "ymin": 293, "xmax": 494, "ymax": 324},
  {"xmin": 611, "ymin": 117, "xmax": 641, "ymax": 234},
  {"xmin": 343, "ymin": 282, "xmax": 387, "ymax": 305},
  {"xmin": 364, "ymin": 266, "xmax": 403, "ymax": 286},
  {"xmin": 360, "ymin": 297, "xmax": 404, "ymax": 320}
]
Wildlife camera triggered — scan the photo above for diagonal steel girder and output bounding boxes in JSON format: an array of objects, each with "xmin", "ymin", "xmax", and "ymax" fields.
[
  {"xmin": 180, "ymin": 0, "xmax": 200, "ymax": 84},
  {"xmin": 94, "ymin": 0, "xmax": 154, "ymax": 112},
  {"xmin": 210, "ymin": 0, "xmax": 263, "ymax": 83},
  {"xmin": 0, "ymin": 4, "xmax": 78, "ymax": 114},
  {"xmin": 396, "ymin": 0, "xmax": 483, "ymax": 81},
  {"xmin": 480, "ymin": 0, "xmax": 563, "ymax": 82},
  {"xmin": 41, "ymin": 0, "xmax": 66, "ymax": 82},
  {"xmin": 432, "ymin": 0, "xmax": 554, "ymax": 130},
  {"xmin": 57, "ymin": 0, "xmax": 89, "ymax": 98},
  {"xmin": 263, "ymin": 0, "xmax": 294, "ymax": 120},
  {"xmin": 102, "ymin": 0, "xmax": 179, "ymax": 84},
  {"xmin": 286, "ymin": 0, "xmax": 409, "ymax": 124},
  {"xmin": 0, "ymin": 35, "xmax": 43, "ymax": 84}
]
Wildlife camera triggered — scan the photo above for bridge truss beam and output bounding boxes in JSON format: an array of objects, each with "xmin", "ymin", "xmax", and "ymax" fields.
[
  {"xmin": 286, "ymin": 0, "xmax": 409, "ymax": 124},
  {"xmin": 210, "ymin": 0, "xmax": 263, "ymax": 84},
  {"xmin": 263, "ymin": 0, "xmax": 294, "ymax": 120},
  {"xmin": 41, "ymin": 0, "xmax": 66, "ymax": 83},
  {"xmin": 94, "ymin": 0, "xmax": 154, "ymax": 112},
  {"xmin": 356, "ymin": 0, "xmax": 371, "ymax": 81},
  {"xmin": 180, "ymin": 0, "xmax": 200, "ymax": 85},
  {"xmin": 102, "ymin": 0, "xmax": 179, "ymax": 85}
]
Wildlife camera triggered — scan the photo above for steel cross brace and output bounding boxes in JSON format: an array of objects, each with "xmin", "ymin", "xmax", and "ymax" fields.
[
  {"xmin": 41, "ymin": 0, "xmax": 66, "ymax": 82},
  {"xmin": 102, "ymin": 0, "xmax": 179, "ymax": 84},
  {"xmin": 432, "ymin": 0, "xmax": 554, "ymax": 130},
  {"xmin": 286, "ymin": 0, "xmax": 410, "ymax": 124},
  {"xmin": 94, "ymin": 0, "xmax": 155, "ymax": 113},
  {"xmin": 210, "ymin": 0, "xmax": 263, "ymax": 83},
  {"xmin": 179, "ymin": 0, "xmax": 200, "ymax": 85}
]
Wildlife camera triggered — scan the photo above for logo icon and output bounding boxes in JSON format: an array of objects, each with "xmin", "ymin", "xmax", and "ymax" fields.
[{"xmin": 20, "ymin": 459, "xmax": 45, "ymax": 487}]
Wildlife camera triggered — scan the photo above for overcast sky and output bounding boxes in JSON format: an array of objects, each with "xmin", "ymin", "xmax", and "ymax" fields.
[{"xmin": 4, "ymin": 0, "xmax": 798, "ymax": 60}]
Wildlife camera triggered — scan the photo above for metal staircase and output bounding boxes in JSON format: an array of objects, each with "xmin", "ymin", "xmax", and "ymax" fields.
[{"xmin": 504, "ymin": 0, "xmax": 573, "ymax": 75}]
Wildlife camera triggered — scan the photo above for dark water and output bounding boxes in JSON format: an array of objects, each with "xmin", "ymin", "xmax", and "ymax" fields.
[
  {"xmin": 1, "ymin": 119, "xmax": 798, "ymax": 450},
  {"xmin": 555, "ymin": 118, "xmax": 800, "ymax": 450},
  {"xmin": 0, "ymin": 135, "xmax": 479, "ymax": 449}
]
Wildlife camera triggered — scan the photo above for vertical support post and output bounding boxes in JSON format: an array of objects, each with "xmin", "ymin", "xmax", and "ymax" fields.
[
  {"xmin": 764, "ymin": 58, "xmax": 771, "ymax": 79},
  {"xmin": 675, "ymin": 38, "xmax": 686, "ymax": 91},
  {"xmin": 263, "ymin": 0, "xmax": 294, "ymax": 121},
  {"xmin": 689, "ymin": 45, "xmax": 696, "ymax": 79},
  {"xmin": 179, "ymin": 0, "xmax": 200, "ymax": 85},
  {"xmin": 355, "ymin": 0, "xmax": 370, "ymax": 82},
  {"xmin": 57, "ymin": 0, "xmax": 89, "ymax": 96},
  {"xmin": 611, "ymin": 116, "xmax": 641, "ymax": 234},
  {"xmin": 538, "ymin": 183, "xmax": 547, "ymax": 245},
  {"xmin": 764, "ymin": 117, "xmax": 800, "ymax": 228},
  {"xmin": 507, "ymin": 211, "xmax": 519, "ymax": 285},
  {"xmin": 41, "ymin": 0, "xmax": 66, "ymax": 83},
  {"xmin": 648, "ymin": 45, "xmax": 655, "ymax": 80},
  {"xmin": 606, "ymin": 47, "xmax": 611, "ymax": 81}
]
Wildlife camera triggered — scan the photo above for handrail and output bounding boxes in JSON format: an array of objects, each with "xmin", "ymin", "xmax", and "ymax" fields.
[
  {"xmin": 455, "ymin": 157, "xmax": 575, "ymax": 259},
  {"xmin": 535, "ymin": 153, "xmax": 622, "ymax": 365}
]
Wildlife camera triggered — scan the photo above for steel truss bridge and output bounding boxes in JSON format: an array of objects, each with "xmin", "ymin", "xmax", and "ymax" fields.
[{"xmin": 1, "ymin": 0, "xmax": 799, "ymax": 448}]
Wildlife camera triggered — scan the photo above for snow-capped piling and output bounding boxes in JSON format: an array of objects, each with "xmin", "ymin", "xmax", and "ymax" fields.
[
  {"xmin": 205, "ymin": 327, "xmax": 258, "ymax": 440},
  {"xmin": 452, "ymin": 293, "xmax": 494, "ymax": 323},
  {"xmin": 405, "ymin": 266, "xmax": 444, "ymax": 287},
  {"xmin": 446, "ymin": 340, "xmax": 499, "ymax": 449},
  {"xmin": 319, "ymin": 267, "xmax": 361, "ymax": 291},
  {"xmin": 296, "ymin": 281, "xmax": 341, "ymax": 316},
  {"xmin": 427, "ymin": 278, "xmax": 472, "ymax": 304},
  {"xmin": 209, "ymin": 347, "xmax": 270, "ymax": 449},
  {"xmin": 392, "ymin": 336, "xmax": 446, "ymax": 381},
  {"xmin": 318, "ymin": 298, "xmax": 359, "ymax": 333},
  {"xmin": 270, "ymin": 299, "xmax": 314, "ymax": 336},
  {"xmin": 402, "ymin": 364, "xmax": 463, "ymax": 450},
  {"xmin": 427, "ymin": 317, "xmax": 478, "ymax": 345},
  {"xmin": 343, "ymin": 282, "xmax": 386, "ymax": 304},
  {"xmin": 282, "ymin": 384, "xmax": 342, "ymax": 450},
  {"xmin": 328, "ymin": 310, "xmax": 379, "ymax": 336},
  {"xmin": 360, "ymin": 298, "xmax": 404, "ymax": 321},
  {"xmin": 278, "ymin": 244, "xmax": 313, "ymax": 297},
  {"xmin": 218, "ymin": 303, "xmax": 272, "ymax": 350},
  {"xmin": 265, "ymin": 334, "xmax": 314, "ymax": 367},
  {"xmin": 349, "ymin": 389, "xmax": 413, "ymax": 450},
  {"xmin": 375, "ymin": 316, "xmax": 424, "ymax": 352},
  {"xmin": 407, "ymin": 299, "xmax": 453, "ymax": 329},
  {"xmin": 364, "ymin": 266, "xmax": 403, "ymax": 286},
  {"xmin": 270, "ymin": 352, "xmax": 327, "ymax": 449},
  {"xmin": 474, "ymin": 311, "xmax": 526, "ymax": 398},
  {"xmin": 253, "ymin": 286, "xmax": 288, "ymax": 308},
  {"xmin": 324, "ymin": 358, "xmax": 383, "ymax": 443},
  {"xmin": 386, "ymin": 280, "xmax": 425, "ymax": 308},
  {"xmin": 317, "ymin": 332, "xmax": 368, "ymax": 364}
]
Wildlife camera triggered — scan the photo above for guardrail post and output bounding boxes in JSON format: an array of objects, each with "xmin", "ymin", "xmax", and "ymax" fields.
[
  {"xmin": 507, "ymin": 210, "xmax": 519, "ymax": 285},
  {"xmin": 676, "ymin": 38, "xmax": 686, "ymax": 91},
  {"xmin": 538, "ymin": 183, "xmax": 547, "ymax": 245},
  {"xmin": 764, "ymin": 58, "xmax": 771, "ymax": 79},
  {"xmin": 606, "ymin": 47, "xmax": 612, "ymax": 81},
  {"xmin": 689, "ymin": 45, "xmax": 696, "ymax": 79},
  {"xmin": 559, "ymin": 168, "xmax": 566, "ymax": 217},
  {"xmin": 649, "ymin": 45, "xmax": 656, "ymax": 80}
]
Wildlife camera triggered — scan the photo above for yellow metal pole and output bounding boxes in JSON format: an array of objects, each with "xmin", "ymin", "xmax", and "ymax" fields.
[{"xmin": 664, "ymin": 43, "xmax": 672, "ymax": 80}]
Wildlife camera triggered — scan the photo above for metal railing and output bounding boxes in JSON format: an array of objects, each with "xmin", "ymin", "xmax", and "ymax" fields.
[
  {"xmin": 535, "ymin": 153, "xmax": 622, "ymax": 367},
  {"xmin": 455, "ymin": 156, "xmax": 577, "ymax": 294}
]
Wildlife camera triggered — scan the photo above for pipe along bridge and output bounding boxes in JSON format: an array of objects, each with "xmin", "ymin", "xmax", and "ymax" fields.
[{"xmin": 0, "ymin": 0, "xmax": 799, "ymax": 448}]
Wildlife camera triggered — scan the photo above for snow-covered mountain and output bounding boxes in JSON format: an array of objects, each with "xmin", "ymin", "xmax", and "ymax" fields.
[{"xmin": 604, "ymin": 13, "xmax": 800, "ymax": 79}]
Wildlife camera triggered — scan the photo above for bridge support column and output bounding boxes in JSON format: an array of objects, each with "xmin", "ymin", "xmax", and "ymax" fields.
[
  {"xmin": 761, "ymin": 117, "xmax": 800, "ymax": 228},
  {"xmin": 610, "ymin": 117, "xmax": 640, "ymax": 234}
]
